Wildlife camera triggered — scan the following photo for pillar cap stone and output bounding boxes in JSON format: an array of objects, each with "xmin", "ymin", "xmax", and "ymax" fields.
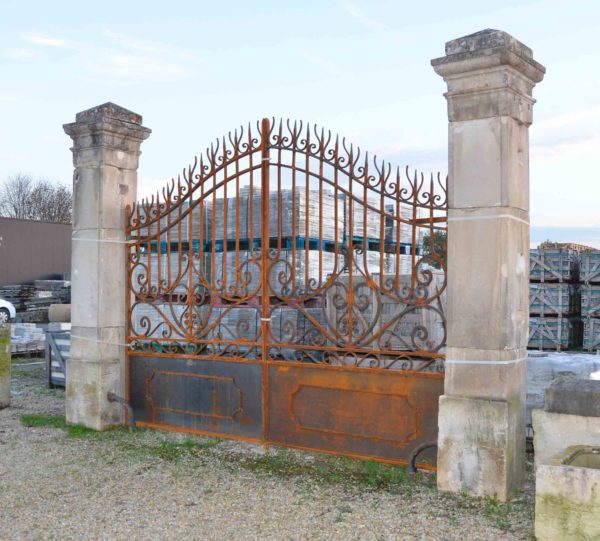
[
  {"xmin": 64, "ymin": 102, "xmax": 151, "ymax": 144},
  {"xmin": 431, "ymin": 28, "xmax": 545, "ymax": 83},
  {"xmin": 75, "ymin": 102, "xmax": 143, "ymax": 125}
]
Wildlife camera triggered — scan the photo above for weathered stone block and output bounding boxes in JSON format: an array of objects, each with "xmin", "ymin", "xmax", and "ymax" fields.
[
  {"xmin": 533, "ymin": 409, "xmax": 600, "ymax": 469},
  {"xmin": 449, "ymin": 117, "xmax": 529, "ymax": 210},
  {"xmin": 446, "ymin": 209, "xmax": 529, "ymax": 351},
  {"xmin": 535, "ymin": 447, "xmax": 600, "ymax": 541},
  {"xmin": 437, "ymin": 395, "xmax": 524, "ymax": 501},
  {"xmin": 65, "ymin": 358, "xmax": 122, "ymax": 430},
  {"xmin": 544, "ymin": 376, "xmax": 600, "ymax": 418}
]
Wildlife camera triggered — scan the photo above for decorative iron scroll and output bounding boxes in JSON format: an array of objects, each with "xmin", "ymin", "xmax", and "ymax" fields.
[{"xmin": 126, "ymin": 118, "xmax": 447, "ymax": 371}]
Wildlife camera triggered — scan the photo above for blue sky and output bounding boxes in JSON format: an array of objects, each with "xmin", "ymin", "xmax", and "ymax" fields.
[{"xmin": 1, "ymin": 0, "xmax": 599, "ymax": 245}]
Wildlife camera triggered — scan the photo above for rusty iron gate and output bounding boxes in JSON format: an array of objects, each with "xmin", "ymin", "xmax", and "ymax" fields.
[{"xmin": 126, "ymin": 118, "xmax": 447, "ymax": 468}]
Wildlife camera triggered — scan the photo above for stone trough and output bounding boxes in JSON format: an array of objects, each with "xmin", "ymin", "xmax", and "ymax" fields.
[{"xmin": 534, "ymin": 377, "xmax": 600, "ymax": 540}]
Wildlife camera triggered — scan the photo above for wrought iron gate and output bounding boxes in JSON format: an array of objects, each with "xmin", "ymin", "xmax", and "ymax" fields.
[{"xmin": 126, "ymin": 118, "xmax": 447, "ymax": 467}]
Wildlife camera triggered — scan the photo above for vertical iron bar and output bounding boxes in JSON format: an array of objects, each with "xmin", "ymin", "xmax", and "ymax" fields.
[{"xmin": 260, "ymin": 117, "xmax": 271, "ymax": 441}]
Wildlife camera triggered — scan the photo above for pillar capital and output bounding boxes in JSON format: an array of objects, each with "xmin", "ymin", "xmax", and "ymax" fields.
[
  {"xmin": 432, "ymin": 29, "xmax": 546, "ymax": 124},
  {"xmin": 64, "ymin": 102, "xmax": 151, "ymax": 169}
]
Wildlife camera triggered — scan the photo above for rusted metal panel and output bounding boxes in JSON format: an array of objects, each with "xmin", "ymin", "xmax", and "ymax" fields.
[
  {"xmin": 267, "ymin": 362, "xmax": 443, "ymax": 467},
  {"xmin": 129, "ymin": 355, "xmax": 263, "ymax": 439}
]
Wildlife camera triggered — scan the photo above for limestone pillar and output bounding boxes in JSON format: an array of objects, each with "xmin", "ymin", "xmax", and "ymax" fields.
[
  {"xmin": 431, "ymin": 30, "xmax": 545, "ymax": 500},
  {"xmin": 63, "ymin": 103, "xmax": 150, "ymax": 430},
  {"xmin": 0, "ymin": 325, "xmax": 10, "ymax": 408}
]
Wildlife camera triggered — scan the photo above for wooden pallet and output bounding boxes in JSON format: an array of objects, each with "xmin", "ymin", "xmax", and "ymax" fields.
[
  {"xmin": 529, "ymin": 283, "xmax": 576, "ymax": 317},
  {"xmin": 528, "ymin": 317, "xmax": 573, "ymax": 350},
  {"xmin": 45, "ymin": 331, "xmax": 70, "ymax": 388},
  {"xmin": 530, "ymin": 249, "xmax": 578, "ymax": 283},
  {"xmin": 583, "ymin": 317, "xmax": 600, "ymax": 352},
  {"xmin": 580, "ymin": 252, "xmax": 600, "ymax": 284},
  {"xmin": 581, "ymin": 285, "xmax": 600, "ymax": 318}
]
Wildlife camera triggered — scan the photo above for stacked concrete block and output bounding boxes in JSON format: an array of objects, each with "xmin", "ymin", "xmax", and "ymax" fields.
[
  {"xmin": 205, "ymin": 187, "xmax": 344, "ymax": 243},
  {"xmin": 324, "ymin": 271, "xmax": 446, "ymax": 355},
  {"xmin": 273, "ymin": 189, "xmax": 343, "ymax": 242},
  {"xmin": 580, "ymin": 251, "xmax": 600, "ymax": 284},
  {"xmin": 201, "ymin": 306, "xmax": 260, "ymax": 358},
  {"xmin": 341, "ymin": 194, "xmax": 383, "ymax": 241},
  {"xmin": 529, "ymin": 248, "xmax": 582, "ymax": 350},
  {"xmin": 137, "ymin": 201, "xmax": 203, "ymax": 243},
  {"xmin": 204, "ymin": 186, "xmax": 262, "ymax": 242},
  {"xmin": 385, "ymin": 204, "xmax": 424, "ymax": 245},
  {"xmin": 9, "ymin": 323, "xmax": 45, "ymax": 355},
  {"xmin": 530, "ymin": 248, "xmax": 578, "ymax": 283},
  {"xmin": 270, "ymin": 306, "xmax": 327, "ymax": 361},
  {"xmin": 529, "ymin": 283, "xmax": 577, "ymax": 317},
  {"xmin": 131, "ymin": 252, "xmax": 205, "ymax": 296},
  {"xmin": 528, "ymin": 317, "xmax": 573, "ymax": 351},
  {"xmin": 209, "ymin": 249, "xmax": 338, "ymax": 297},
  {"xmin": 581, "ymin": 252, "xmax": 600, "ymax": 352},
  {"xmin": 582, "ymin": 283, "xmax": 600, "ymax": 351}
]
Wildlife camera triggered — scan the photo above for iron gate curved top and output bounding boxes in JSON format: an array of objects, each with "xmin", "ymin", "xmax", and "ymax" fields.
[{"xmin": 126, "ymin": 117, "xmax": 447, "ymax": 371}]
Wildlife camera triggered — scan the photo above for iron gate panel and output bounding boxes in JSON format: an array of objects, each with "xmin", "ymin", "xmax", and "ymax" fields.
[
  {"xmin": 126, "ymin": 117, "xmax": 447, "ymax": 466},
  {"xmin": 129, "ymin": 355, "xmax": 263, "ymax": 439},
  {"xmin": 267, "ymin": 362, "xmax": 443, "ymax": 467}
]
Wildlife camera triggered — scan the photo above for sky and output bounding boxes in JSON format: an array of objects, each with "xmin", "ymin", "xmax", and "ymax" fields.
[{"xmin": 1, "ymin": 0, "xmax": 599, "ymax": 246}]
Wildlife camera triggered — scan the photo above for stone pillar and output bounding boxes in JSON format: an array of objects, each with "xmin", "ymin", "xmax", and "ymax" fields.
[
  {"xmin": 431, "ymin": 30, "xmax": 545, "ymax": 500},
  {"xmin": 63, "ymin": 103, "xmax": 150, "ymax": 430},
  {"xmin": 0, "ymin": 325, "xmax": 10, "ymax": 408}
]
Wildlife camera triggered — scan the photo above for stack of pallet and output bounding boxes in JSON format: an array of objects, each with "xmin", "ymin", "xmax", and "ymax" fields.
[
  {"xmin": 0, "ymin": 280, "xmax": 71, "ymax": 323},
  {"xmin": 132, "ymin": 185, "xmax": 428, "ymax": 359},
  {"xmin": 528, "ymin": 247, "xmax": 579, "ymax": 350},
  {"xmin": 581, "ymin": 251, "xmax": 600, "ymax": 351},
  {"xmin": 10, "ymin": 323, "xmax": 45, "ymax": 355}
]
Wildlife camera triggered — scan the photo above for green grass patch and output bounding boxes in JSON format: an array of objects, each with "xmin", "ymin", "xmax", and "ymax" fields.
[
  {"xmin": 21, "ymin": 414, "xmax": 67, "ymax": 429},
  {"xmin": 233, "ymin": 449, "xmax": 421, "ymax": 493},
  {"xmin": 21, "ymin": 414, "xmax": 101, "ymax": 437},
  {"xmin": 20, "ymin": 414, "xmax": 221, "ymax": 459}
]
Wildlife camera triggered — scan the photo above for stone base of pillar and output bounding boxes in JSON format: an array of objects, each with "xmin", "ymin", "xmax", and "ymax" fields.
[
  {"xmin": 437, "ymin": 395, "xmax": 525, "ymax": 501},
  {"xmin": 65, "ymin": 358, "xmax": 122, "ymax": 430}
]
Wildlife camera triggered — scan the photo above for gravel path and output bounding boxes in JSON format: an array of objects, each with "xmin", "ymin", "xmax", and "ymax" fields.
[{"xmin": 0, "ymin": 364, "xmax": 535, "ymax": 540}]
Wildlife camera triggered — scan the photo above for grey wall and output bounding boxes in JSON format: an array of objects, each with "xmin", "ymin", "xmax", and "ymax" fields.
[{"xmin": 0, "ymin": 217, "xmax": 71, "ymax": 285}]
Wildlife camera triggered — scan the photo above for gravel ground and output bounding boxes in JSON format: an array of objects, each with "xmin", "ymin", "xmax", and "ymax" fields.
[{"xmin": 1, "ymin": 362, "xmax": 535, "ymax": 541}]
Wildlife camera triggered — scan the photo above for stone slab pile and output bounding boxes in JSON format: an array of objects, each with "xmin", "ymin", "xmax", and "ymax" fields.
[
  {"xmin": 9, "ymin": 323, "xmax": 46, "ymax": 355},
  {"xmin": 580, "ymin": 252, "xmax": 600, "ymax": 351},
  {"xmin": 0, "ymin": 281, "xmax": 71, "ymax": 323},
  {"xmin": 528, "ymin": 247, "xmax": 600, "ymax": 351}
]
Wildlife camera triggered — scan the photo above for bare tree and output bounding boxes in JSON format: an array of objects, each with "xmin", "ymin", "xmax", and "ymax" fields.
[
  {"xmin": 0, "ymin": 173, "xmax": 33, "ymax": 220},
  {"xmin": 0, "ymin": 174, "xmax": 72, "ymax": 224}
]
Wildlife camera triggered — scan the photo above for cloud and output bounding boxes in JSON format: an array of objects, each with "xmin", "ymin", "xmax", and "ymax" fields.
[
  {"xmin": 101, "ymin": 29, "xmax": 198, "ymax": 61},
  {"xmin": 3, "ymin": 48, "xmax": 39, "ymax": 61},
  {"xmin": 535, "ymin": 104, "xmax": 600, "ymax": 131},
  {"xmin": 532, "ymin": 134, "xmax": 600, "ymax": 159},
  {"xmin": 85, "ymin": 28, "xmax": 201, "ymax": 84},
  {"xmin": 23, "ymin": 33, "xmax": 67, "ymax": 47},
  {"xmin": 300, "ymin": 52, "xmax": 345, "ymax": 77},
  {"xmin": 337, "ymin": 1, "xmax": 388, "ymax": 30},
  {"xmin": 90, "ymin": 52, "xmax": 189, "ymax": 83}
]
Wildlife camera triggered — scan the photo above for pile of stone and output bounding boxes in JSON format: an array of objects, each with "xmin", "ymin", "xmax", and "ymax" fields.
[
  {"xmin": 581, "ymin": 251, "xmax": 600, "ymax": 351},
  {"xmin": 9, "ymin": 323, "xmax": 45, "ymax": 355},
  {"xmin": 0, "ymin": 284, "xmax": 35, "ymax": 312},
  {"xmin": 0, "ymin": 280, "xmax": 71, "ymax": 323},
  {"xmin": 205, "ymin": 187, "xmax": 344, "ymax": 243},
  {"xmin": 528, "ymin": 245, "xmax": 600, "ymax": 351}
]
